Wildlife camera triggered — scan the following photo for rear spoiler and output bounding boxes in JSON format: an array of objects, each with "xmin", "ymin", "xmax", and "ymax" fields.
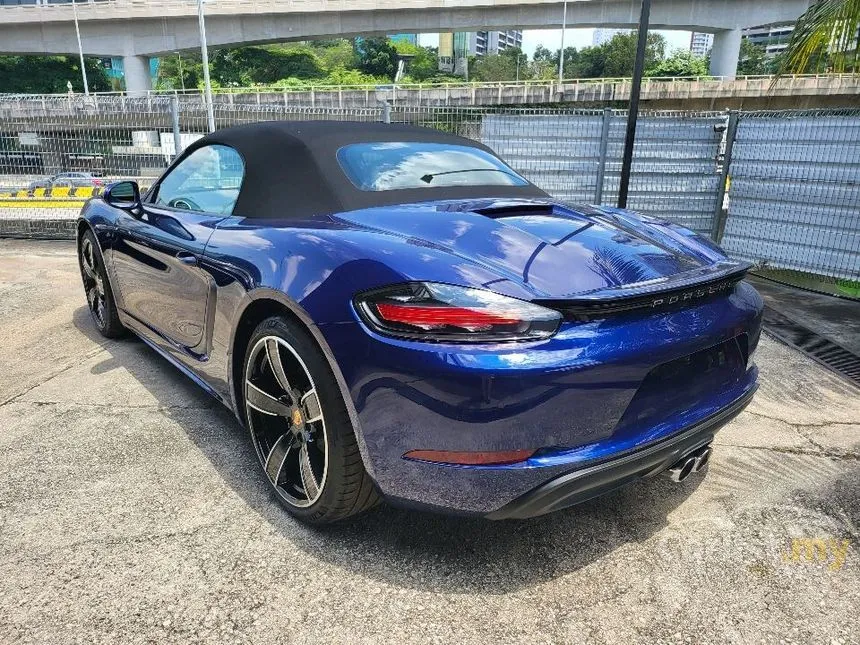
[{"xmin": 535, "ymin": 261, "xmax": 751, "ymax": 321}]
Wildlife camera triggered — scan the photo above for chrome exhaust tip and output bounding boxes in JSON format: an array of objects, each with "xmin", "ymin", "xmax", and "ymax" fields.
[
  {"xmin": 664, "ymin": 456, "xmax": 697, "ymax": 482},
  {"xmin": 692, "ymin": 445, "xmax": 712, "ymax": 472},
  {"xmin": 663, "ymin": 444, "xmax": 713, "ymax": 482}
]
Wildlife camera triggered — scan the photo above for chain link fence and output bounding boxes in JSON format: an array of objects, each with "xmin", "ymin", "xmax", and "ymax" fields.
[
  {"xmin": 1, "ymin": 96, "xmax": 858, "ymax": 296},
  {"xmin": 719, "ymin": 109, "xmax": 860, "ymax": 297}
]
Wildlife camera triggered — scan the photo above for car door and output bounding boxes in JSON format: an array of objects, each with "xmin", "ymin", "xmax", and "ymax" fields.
[{"xmin": 110, "ymin": 144, "xmax": 244, "ymax": 356}]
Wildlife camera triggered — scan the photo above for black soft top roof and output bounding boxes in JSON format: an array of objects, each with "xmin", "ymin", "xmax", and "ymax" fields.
[{"xmin": 178, "ymin": 120, "xmax": 548, "ymax": 218}]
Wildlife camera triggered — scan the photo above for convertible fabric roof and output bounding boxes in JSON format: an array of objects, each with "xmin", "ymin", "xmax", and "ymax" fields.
[{"xmin": 179, "ymin": 120, "xmax": 548, "ymax": 219}]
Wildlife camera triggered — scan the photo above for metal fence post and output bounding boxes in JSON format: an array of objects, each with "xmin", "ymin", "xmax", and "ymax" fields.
[
  {"xmin": 594, "ymin": 107, "xmax": 612, "ymax": 204},
  {"xmin": 170, "ymin": 95, "xmax": 182, "ymax": 160},
  {"xmin": 711, "ymin": 110, "xmax": 739, "ymax": 242},
  {"xmin": 382, "ymin": 101, "xmax": 391, "ymax": 124}
]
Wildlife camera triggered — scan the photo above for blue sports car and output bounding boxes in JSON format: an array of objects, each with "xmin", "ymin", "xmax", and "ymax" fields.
[{"xmin": 77, "ymin": 121, "xmax": 762, "ymax": 524}]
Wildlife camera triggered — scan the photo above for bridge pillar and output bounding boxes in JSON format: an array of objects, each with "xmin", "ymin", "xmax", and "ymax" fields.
[
  {"xmin": 709, "ymin": 29, "xmax": 743, "ymax": 79},
  {"xmin": 123, "ymin": 55, "xmax": 152, "ymax": 95},
  {"xmin": 123, "ymin": 55, "xmax": 159, "ymax": 149}
]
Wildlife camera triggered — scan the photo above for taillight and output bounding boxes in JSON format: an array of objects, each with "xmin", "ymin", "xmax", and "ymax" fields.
[{"xmin": 354, "ymin": 282, "xmax": 562, "ymax": 342}]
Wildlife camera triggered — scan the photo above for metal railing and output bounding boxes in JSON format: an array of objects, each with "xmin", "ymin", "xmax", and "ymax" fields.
[
  {"xmin": 0, "ymin": 98, "xmax": 857, "ymax": 295},
  {"xmin": 2, "ymin": 74, "xmax": 857, "ymax": 114},
  {"xmin": 3, "ymin": 74, "xmax": 857, "ymax": 101}
]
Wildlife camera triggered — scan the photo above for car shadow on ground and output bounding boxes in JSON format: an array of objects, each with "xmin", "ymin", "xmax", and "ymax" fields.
[{"xmin": 73, "ymin": 305, "xmax": 704, "ymax": 594}]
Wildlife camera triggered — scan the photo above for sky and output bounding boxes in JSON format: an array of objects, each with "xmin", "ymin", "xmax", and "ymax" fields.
[{"xmin": 420, "ymin": 28, "xmax": 693, "ymax": 56}]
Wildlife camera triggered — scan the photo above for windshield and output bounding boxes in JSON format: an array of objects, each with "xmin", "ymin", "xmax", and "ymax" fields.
[{"xmin": 337, "ymin": 141, "xmax": 529, "ymax": 192}]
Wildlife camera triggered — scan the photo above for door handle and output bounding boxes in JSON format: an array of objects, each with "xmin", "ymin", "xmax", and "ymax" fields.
[{"xmin": 176, "ymin": 251, "xmax": 198, "ymax": 266}]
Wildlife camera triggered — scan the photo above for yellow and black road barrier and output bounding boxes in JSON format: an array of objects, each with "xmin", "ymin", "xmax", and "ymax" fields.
[{"xmin": 0, "ymin": 185, "xmax": 105, "ymax": 209}]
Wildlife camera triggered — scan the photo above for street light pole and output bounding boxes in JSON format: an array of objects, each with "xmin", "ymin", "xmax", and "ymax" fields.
[
  {"xmin": 71, "ymin": 0, "xmax": 89, "ymax": 96},
  {"xmin": 617, "ymin": 0, "xmax": 652, "ymax": 209},
  {"xmin": 557, "ymin": 0, "xmax": 568, "ymax": 88},
  {"xmin": 197, "ymin": 0, "xmax": 216, "ymax": 132}
]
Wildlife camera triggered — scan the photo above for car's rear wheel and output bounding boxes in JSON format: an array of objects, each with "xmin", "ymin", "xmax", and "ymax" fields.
[
  {"xmin": 243, "ymin": 316, "xmax": 379, "ymax": 524},
  {"xmin": 78, "ymin": 229, "xmax": 125, "ymax": 338}
]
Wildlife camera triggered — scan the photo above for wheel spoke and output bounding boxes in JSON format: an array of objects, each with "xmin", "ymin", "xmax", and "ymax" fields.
[
  {"xmin": 246, "ymin": 334, "xmax": 329, "ymax": 509},
  {"xmin": 245, "ymin": 381, "xmax": 292, "ymax": 417},
  {"xmin": 299, "ymin": 444, "xmax": 320, "ymax": 499},
  {"xmin": 82, "ymin": 243, "xmax": 98, "ymax": 280},
  {"xmin": 264, "ymin": 433, "xmax": 295, "ymax": 484},
  {"xmin": 301, "ymin": 388, "xmax": 323, "ymax": 424},
  {"xmin": 265, "ymin": 339, "xmax": 292, "ymax": 395}
]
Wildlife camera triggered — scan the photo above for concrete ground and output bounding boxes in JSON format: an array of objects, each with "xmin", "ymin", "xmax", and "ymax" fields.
[
  {"xmin": 749, "ymin": 275, "xmax": 860, "ymax": 357},
  {"xmin": 0, "ymin": 239, "xmax": 858, "ymax": 645}
]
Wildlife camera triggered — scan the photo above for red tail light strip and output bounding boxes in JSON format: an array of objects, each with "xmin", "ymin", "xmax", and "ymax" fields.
[{"xmin": 375, "ymin": 303, "xmax": 519, "ymax": 328}]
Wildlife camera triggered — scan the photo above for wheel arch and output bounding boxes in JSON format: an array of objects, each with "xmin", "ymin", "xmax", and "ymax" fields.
[
  {"xmin": 76, "ymin": 217, "xmax": 91, "ymax": 245},
  {"xmin": 228, "ymin": 289, "xmax": 376, "ymax": 480}
]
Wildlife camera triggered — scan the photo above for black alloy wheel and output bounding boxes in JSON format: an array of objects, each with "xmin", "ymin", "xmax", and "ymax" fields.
[{"xmin": 243, "ymin": 317, "xmax": 379, "ymax": 524}]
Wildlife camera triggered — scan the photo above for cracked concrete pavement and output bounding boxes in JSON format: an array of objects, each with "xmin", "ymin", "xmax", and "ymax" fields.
[{"xmin": 0, "ymin": 239, "xmax": 858, "ymax": 644}]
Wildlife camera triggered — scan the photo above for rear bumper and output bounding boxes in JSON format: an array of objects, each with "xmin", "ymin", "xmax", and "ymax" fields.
[
  {"xmin": 486, "ymin": 384, "xmax": 756, "ymax": 520},
  {"xmin": 318, "ymin": 282, "xmax": 763, "ymax": 515}
]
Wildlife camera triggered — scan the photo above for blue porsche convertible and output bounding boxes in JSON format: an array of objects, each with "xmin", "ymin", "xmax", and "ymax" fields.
[{"xmin": 77, "ymin": 121, "xmax": 762, "ymax": 524}]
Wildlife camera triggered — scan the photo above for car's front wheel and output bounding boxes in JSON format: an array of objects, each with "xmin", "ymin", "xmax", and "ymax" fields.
[{"xmin": 243, "ymin": 316, "xmax": 379, "ymax": 524}]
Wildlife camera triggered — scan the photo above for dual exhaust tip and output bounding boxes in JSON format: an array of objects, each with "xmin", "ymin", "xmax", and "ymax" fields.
[{"xmin": 664, "ymin": 445, "xmax": 712, "ymax": 482}]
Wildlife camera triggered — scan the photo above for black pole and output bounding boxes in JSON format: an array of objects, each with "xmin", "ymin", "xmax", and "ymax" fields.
[{"xmin": 617, "ymin": 0, "xmax": 652, "ymax": 209}]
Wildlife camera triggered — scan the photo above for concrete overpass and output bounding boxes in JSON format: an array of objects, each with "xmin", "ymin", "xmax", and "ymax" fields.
[{"xmin": 1, "ymin": 0, "xmax": 812, "ymax": 93}]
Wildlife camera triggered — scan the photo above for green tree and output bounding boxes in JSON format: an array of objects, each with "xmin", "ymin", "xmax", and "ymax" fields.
[
  {"xmin": 736, "ymin": 39, "xmax": 768, "ymax": 76},
  {"xmin": 646, "ymin": 49, "xmax": 709, "ymax": 77},
  {"xmin": 533, "ymin": 45, "xmax": 555, "ymax": 63},
  {"xmin": 529, "ymin": 45, "xmax": 556, "ymax": 79},
  {"xmin": 470, "ymin": 53, "xmax": 517, "ymax": 82},
  {"xmin": 601, "ymin": 32, "xmax": 666, "ymax": 77},
  {"xmin": 323, "ymin": 66, "xmax": 388, "ymax": 85},
  {"xmin": 313, "ymin": 40, "xmax": 357, "ymax": 72},
  {"xmin": 502, "ymin": 47, "xmax": 530, "ymax": 80},
  {"xmin": 356, "ymin": 37, "xmax": 397, "ymax": 80},
  {"xmin": 156, "ymin": 52, "xmax": 203, "ymax": 91},
  {"xmin": 779, "ymin": 0, "xmax": 860, "ymax": 74},
  {"xmin": 0, "ymin": 55, "xmax": 111, "ymax": 93},
  {"xmin": 554, "ymin": 32, "xmax": 667, "ymax": 79},
  {"xmin": 469, "ymin": 48, "xmax": 532, "ymax": 82},
  {"xmin": 570, "ymin": 45, "xmax": 607, "ymax": 77},
  {"xmin": 211, "ymin": 46, "xmax": 324, "ymax": 86},
  {"xmin": 390, "ymin": 41, "xmax": 440, "ymax": 81}
]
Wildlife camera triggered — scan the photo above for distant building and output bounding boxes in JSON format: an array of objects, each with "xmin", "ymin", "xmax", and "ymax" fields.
[
  {"xmin": 388, "ymin": 34, "xmax": 418, "ymax": 47},
  {"xmin": 689, "ymin": 32, "xmax": 714, "ymax": 57},
  {"xmin": 438, "ymin": 32, "xmax": 468, "ymax": 75},
  {"xmin": 438, "ymin": 29, "xmax": 523, "ymax": 76},
  {"xmin": 474, "ymin": 30, "xmax": 523, "ymax": 55},
  {"xmin": 743, "ymin": 24, "xmax": 795, "ymax": 57},
  {"xmin": 593, "ymin": 28, "xmax": 626, "ymax": 46}
]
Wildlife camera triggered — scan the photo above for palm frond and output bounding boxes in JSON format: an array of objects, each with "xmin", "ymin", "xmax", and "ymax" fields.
[{"xmin": 778, "ymin": 0, "xmax": 860, "ymax": 75}]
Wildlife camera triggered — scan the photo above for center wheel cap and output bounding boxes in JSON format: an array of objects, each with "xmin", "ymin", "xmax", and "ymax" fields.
[{"xmin": 291, "ymin": 408, "xmax": 303, "ymax": 427}]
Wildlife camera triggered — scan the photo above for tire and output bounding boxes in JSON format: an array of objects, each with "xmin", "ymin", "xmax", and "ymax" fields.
[
  {"xmin": 243, "ymin": 316, "xmax": 379, "ymax": 524},
  {"xmin": 78, "ymin": 229, "xmax": 126, "ymax": 339}
]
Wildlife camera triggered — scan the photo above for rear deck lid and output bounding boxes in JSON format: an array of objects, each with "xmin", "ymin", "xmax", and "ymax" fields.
[{"xmin": 335, "ymin": 198, "xmax": 745, "ymax": 300}]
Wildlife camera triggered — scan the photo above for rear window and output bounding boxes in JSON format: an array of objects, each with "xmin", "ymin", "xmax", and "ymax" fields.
[{"xmin": 337, "ymin": 141, "xmax": 529, "ymax": 192}]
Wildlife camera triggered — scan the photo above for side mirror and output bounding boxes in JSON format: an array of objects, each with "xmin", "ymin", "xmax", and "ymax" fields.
[{"xmin": 104, "ymin": 181, "xmax": 141, "ymax": 211}]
